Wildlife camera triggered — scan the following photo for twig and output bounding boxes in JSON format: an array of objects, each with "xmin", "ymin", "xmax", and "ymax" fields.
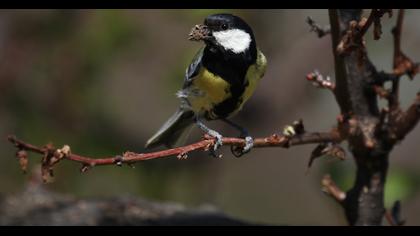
[
  {"xmin": 392, "ymin": 9, "xmax": 419, "ymax": 79},
  {"xmin": 393, "ymin": 9, "xmax": 404, "ymax": 65},
  {"xmin": 390, "ymin": 9, "xmax": 405, "ymax": 110},
  {"xmin": 307, "ymin": 142, "xmax": 346, "ymax": 171},
  {"xmin": 306, "ymin": 17, "xmax": 331, "ymax": 38},
  {"xmin": 337, "ymin": 9, "xmax": 392, "ymax": 55},
  {"xmin": 321, "ymin": 174, "xmax": 346, "ymax": 204},
  {"xmin": 386, "ymin": 10, "xmax": 420, "ymax": 143},
  {"xmin": 391, "ymin": 93, "xmax": 420, "ymax": 141},
  {"xmin": 359, "ymin": 9, "xmax": 392, "ymax": 39},
  {"xmin": 306, "ymin": 70, "xmax": 335, "ymax": 91},
  {"xmin": 7, "ymin": 130, "xmax": 342, "ymax": 179}
]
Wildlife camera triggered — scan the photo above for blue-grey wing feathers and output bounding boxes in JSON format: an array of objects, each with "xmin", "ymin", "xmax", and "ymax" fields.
[
  {"xmin": 145, "ymin": 108, "xmax": 195, "ymax": 149},
  {"xmin": 145, "ymin": 48, "xmax": 205, "ymax": 149},
  {"xmin": 183, "ymin": 47, "xmax": 204, "ymax": 88}
]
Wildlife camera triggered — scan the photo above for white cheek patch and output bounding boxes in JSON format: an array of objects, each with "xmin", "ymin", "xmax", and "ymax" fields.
[{"xmin": 213, "ymin": 29, "xmax": 251, "ymax": 54}]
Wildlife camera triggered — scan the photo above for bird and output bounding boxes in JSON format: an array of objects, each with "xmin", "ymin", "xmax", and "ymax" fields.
[{"xmin": 145, "ymin": 13, "xmax": 267, "ymax": 156}]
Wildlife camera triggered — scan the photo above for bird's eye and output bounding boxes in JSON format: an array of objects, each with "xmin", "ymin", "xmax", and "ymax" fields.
[{"xmin": 221, "ymin": 24, "xmax": 228, "ymax": 30}]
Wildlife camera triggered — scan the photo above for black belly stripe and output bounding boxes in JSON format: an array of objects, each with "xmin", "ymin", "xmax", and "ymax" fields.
[
  {"xmin": 201, "ymin": 46, "xmax": 257, "ymax": 120},
  {"xmin": 210, "ymin": 79, "xmax": 249, "ymax": 119}
]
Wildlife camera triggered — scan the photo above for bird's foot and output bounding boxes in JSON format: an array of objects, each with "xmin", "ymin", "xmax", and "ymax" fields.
[
  {"xmin": 243, "ymin": 136, "xmax": 254, "ymax": 153},
  {"xmin": 207, "ymin": 130, "xmax": 223, "ymax": 158},
  {"xmin": 231, "ymin": 136, "xmax": 254, "ymax": 158},
  {"xmin": 195, "ymin": 118, "xmax": 224, "ymax": 158}
]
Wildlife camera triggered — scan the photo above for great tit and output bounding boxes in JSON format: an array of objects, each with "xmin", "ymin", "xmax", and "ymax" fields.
[{"xmin": 145, "ymin": 13, "xmax": 267, "ymax": 155}]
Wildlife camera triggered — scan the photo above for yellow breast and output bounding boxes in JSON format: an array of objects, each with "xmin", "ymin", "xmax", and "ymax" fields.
[
  {"xmin": 189, "ymin": 68, "xmax": 231, "ymax": 113},
  {"xmin": 187, "ymin": 49, "xmax": 267, "ymax": 117},
  {"xmin": 237, "ymin": 49, "xmax": 267, "ymax": 111}
]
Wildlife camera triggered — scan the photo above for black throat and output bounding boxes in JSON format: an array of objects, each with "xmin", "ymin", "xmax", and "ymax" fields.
[{"xmin": 201, "ymin": 43, "xmax": 257, "ymax": 119}]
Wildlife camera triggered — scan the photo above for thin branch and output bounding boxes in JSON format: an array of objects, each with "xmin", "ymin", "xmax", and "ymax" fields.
[
  {"xmin": 306, "ymin": 16, "xmax": 331, "ymax": 38},
  {"xmin": 392, "ymin": 9, "xmax": 419, "ymax": 79},
  {"xmin": 306, "ymin": 142, "xmax": 346, "ymax": 173},
  {"xmin": 321, "ymin": 174, "xmax": 346, "ymax": 205},
  {"xmin": 393, "ymin": 9, "xmax": 404, "ymax": 65},
  {"xmin": 7, "ymin": 130, "xmax": 342, "ymax": 180},
  {"xmin": 358, "ymin": 10, "xmax": 377, "ymax": 37},
  {"xmin": 359, "ymin": 9, "xmax": 392, "ymax": 39},
  {"xmin": 386, "ymin": 10, "xmax": 420, "ymax": 143},
  {"xmin": 392, "ymin": 93, "xmax": 420, "ymax": 141},
  {"xmin": 337, "ymin": 9, "xmax": 392, "ymax": 55},
  {"xmin": 390, "ymin": 9, "xmax": 405, "ymax": 109},
  {"xmin": 306, "ymin": 70, "xmax": 336, "ymax": 91}
]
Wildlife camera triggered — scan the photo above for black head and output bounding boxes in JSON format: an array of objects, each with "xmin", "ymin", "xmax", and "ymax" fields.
[
  {"xmin": 189, "ymin": 13, "xmax": 256, "ymax": 55},
  {"xmin": 204, "ymin": 14, "xmax": 255, "ymax": 38}
]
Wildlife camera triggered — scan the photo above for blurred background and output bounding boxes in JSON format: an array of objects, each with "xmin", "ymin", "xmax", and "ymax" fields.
[{"xmin": 1, "ymin": 9, "xmax": 420, "ymax": 225}]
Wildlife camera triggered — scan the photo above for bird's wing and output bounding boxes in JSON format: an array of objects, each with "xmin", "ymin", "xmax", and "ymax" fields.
[{"xmin": 182, "ymin": 47, "xmax": 204, "ymax": 88}]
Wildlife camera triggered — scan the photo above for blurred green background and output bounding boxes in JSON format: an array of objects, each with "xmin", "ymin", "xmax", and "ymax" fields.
[{"xmin": 1, "ymin": 9, "xmax": 420, "ymax": 225}]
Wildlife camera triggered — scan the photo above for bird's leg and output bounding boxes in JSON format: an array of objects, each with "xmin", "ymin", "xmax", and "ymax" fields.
[
  {"xmin": 195, "ymin": 117, "xmax": 223, "ymax": 157},
  {"xmin": 222, "ymin": 118, "xmax": 253, "ymax": 155}
]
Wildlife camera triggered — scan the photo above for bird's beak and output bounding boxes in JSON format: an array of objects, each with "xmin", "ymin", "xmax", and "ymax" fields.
[{"xmin": 188, "ymin": 24, "xmax": 212, "ymax": 41}]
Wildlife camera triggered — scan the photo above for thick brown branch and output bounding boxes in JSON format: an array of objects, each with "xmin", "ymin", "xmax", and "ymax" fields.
[
  {"xmin": 7, "ymin": 130, "xmax": 342, "ymax": 178},
  {"xmin": 329, "ymin": 9, "xmax": 391, "ymax": 226}
]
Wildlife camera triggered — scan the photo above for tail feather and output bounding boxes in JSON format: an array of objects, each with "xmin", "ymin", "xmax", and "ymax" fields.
[{"xmin": 145, "ymin": 109, "xmax": 195, "ymax": 149}]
